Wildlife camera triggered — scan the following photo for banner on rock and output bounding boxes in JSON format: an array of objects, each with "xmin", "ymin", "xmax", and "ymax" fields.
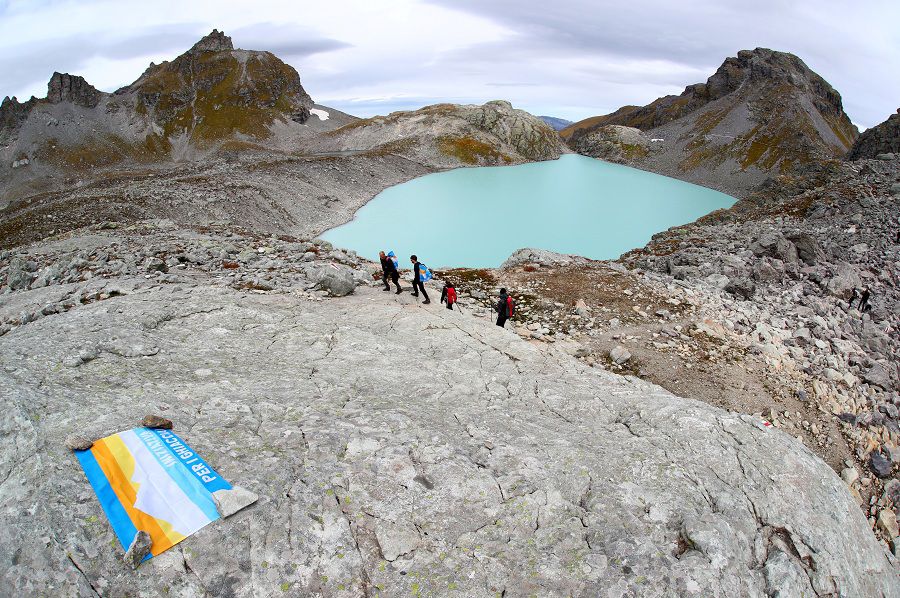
[{"xmin": 75, "ymin": 427, "xmax": 231, "ymax": 560}]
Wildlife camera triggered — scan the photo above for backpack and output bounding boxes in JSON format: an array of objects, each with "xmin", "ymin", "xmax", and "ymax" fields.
[
  {"xmin": 506, "ymin": 296, "xmax": 515, "ymax": 317},
  {"xmin": 446, "ymin": 286, "xmax": 457, "ymax": 304},
  {"xmin": 387, "ymin": 251, "xmax": 399, "ymax": 271},
  {"xmin": 418, "ymin": 263, "xmax": 432, "ymax": 282}
]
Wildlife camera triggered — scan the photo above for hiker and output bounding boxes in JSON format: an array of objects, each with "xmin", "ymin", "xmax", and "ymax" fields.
[
  {"xmin": 379, "ymin": 251, "xmax": 402, "ymax": 293},
  {"xmin": 496, "ymin": 288, "xmax": 514, "ymax": 327},
  {"xmin": 848, "ymin": 287, "xmax": 861, "ymax": 310},
  {"xmin": 859, "ymin": 287, "xmax": 871, "ymax": 314},
  {"xmin": 441, "ymin": 281, "xmax": 457, "ymax": 310},
  {"xmin": 410, "ymin": 255, "xmax": 431, "ymax": 304}
]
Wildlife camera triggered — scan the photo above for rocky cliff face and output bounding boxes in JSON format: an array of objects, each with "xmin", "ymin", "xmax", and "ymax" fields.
[
  {"xmin": 0, "ymin": 224, "xmax": 897, "ymax": 596},
  {"xmin": 121, "ymin": 29, "xmax": 314, "ymax": 144},
  {"xmin": 46, "ymin": 72, "xmax": 103, "ymax": 108},
  {"xmin": 848, "ymin": 109, "xmax": 900, "ymax": 160},
  {"xmin": 562, "ymin": 49, "xmax": 858, "ymax": 198}
]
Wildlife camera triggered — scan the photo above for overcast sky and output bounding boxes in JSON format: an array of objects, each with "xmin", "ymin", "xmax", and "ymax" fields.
[{"xmin": 1, "ymin": 0, "xmax": 897, "ymax": 128}]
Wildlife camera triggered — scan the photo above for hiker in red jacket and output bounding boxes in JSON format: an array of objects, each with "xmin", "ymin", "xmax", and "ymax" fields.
[
  {"xmin": 441, "ymin": 281, "xmax": 457, "ymax": 311},
  {"xmin": 496, "ymin": 288, "xmax": 514, "ymax": 327}
]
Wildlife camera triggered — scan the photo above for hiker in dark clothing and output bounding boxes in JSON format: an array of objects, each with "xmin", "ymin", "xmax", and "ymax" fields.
[
  {"xmin": 379, "ymin": 251, "xmax": 401, "ymax": 293},
  {"xmin": 848, "ymin": 287, "xmax": 861, "ymax": 310},
  {"xmin": 441, "ymin": 281, "xmax": 457, "ymax": 310},
  {"xmin": 496, "ymin": 288, "xmax": 511, "ymax": 327},
  {"xmin": 410, "ymin": 255, "xmax": 430, "ymax": 304},
  {"xmin": 859, "ymin": 287, "xmax": 871, "ymax": 313}
]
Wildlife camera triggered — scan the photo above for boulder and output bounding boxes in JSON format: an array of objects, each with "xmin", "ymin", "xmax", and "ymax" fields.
[
  {"xmin": 863, "ymin": 363, "xmax": 892, "ymax": 390},
  {"xmin": 609, "ymin": 345, "xmax": 631, "ymax": 364},
  {"xmin": 870, "ymin": 451, "xmax": 893, "ymax": 478},
  {"xmin": 64, "ymin": 435, "xmax": 93, "ymax": 451},
  {"xmin": 724, "ymin": 277, "xmax": 756, "ymax": 299},
  {"xmin": 825, "ymin": 263, "xmax": 861, "ymax": 299},
  {"xmin": 123, "ymin": 531, "xmax": 152, "ymax": 570},
  {"xmin": 5, "ymin": 258, "xmax": 34, "ymax": 291},
  {"xmin": 212, "ymin": 486, "xmax": 259, "ymax": 518},
  {"xmin": 750, "ymin": 231, "xmax": 797, "ymax": 264},
  {"xmin": 314, "ymin": 264, "xmax": 356, "ymax": 296},
  {"xmin": 140, "ymin": 414, "xmax": 173, "ymax": 429},
  {"xmin": 500, "ymin": 248, "xmax": 578, "ymax": 270},
  {"xmin": 877, "ymin": 509, "xmax": 899, "ymax": 539},
  {"xmin": 786, "ymin": 232, "xmax": 823, "ymax": 265},
  {"xmin": 752, "ymin": 259, "xmax": 782, "ymax": 283}
]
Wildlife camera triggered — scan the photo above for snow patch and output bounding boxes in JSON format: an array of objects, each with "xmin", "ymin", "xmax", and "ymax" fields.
[{"xmin": 310, "ymin": 108, "xmax": 329, "ymax": 121}]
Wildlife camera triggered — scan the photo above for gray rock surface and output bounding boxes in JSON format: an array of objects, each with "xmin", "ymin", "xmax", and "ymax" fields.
[
  {"xmin": 0, "ymin": 236, "xmax": 895, "ymax": 595},
  {"xmin": 212, "ymin": 486, "xmax": 259, "ymax": 518}
]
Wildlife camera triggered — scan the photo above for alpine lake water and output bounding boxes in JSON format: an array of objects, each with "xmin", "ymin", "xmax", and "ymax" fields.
[{"xmin": 321, "ymin": 154, "xmax": 736, "ymax": 268}]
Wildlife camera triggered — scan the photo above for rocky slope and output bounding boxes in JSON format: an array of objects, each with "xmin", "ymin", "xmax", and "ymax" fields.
[
  {"xmin": 562, "ymin": 48, "xmax": 858, "ymax": 198},
  {"xmin": 1, "ymin": 223, "xmax": 897, "ymax": 596},
  {"xmin": 309, "ymin": 100, "xmax": 567, "ymax": 167},
  {"xmin": 848, "ymin": 108, "xmax": 900, "ymax": 160},
  {"xmin": 0, "ymin": 31, "xmax": 320, "ymax": 207}
]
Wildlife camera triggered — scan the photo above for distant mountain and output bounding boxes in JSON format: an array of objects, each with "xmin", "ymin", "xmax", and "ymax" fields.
[
  {"xmin": 561, "ymin": 48, "xmax": 858, "ymax": 197},
  {"xmin": 0, "ymin": 31, "xmax": 564, "ymax": 208},
  {"xmin": 538, "ymin": 116, "xmax": 573, "ymax": 131},
  {"xmin": 312, "ymin": 100, "xmax": 566, "ymax": 167},
  {"xmin": 846, "ymin": 109, "xmax": 900, "ymax": 160}
]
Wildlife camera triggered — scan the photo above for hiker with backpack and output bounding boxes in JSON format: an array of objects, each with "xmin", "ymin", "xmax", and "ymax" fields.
[
  {"xmin": 496, "ymin": 288, "xmax": 514, "ymax": 327},
  {"xmin": 379, "ymin": 250, "xmax": 402, "ymax": 294},
  {"xmin": 410, "ymin": 255, "xmax": 431, "ymax": 304},
  {"xmin": 441, "ymin": 281, "xmax": 457, "ymax": 310}
]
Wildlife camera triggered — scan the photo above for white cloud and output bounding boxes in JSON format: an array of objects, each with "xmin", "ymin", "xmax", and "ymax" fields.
[{"xmin": 1, "ymin": 0, "xmax": 897, "ymax": 127}]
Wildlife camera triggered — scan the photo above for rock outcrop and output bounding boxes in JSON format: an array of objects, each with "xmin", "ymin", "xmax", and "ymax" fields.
[
  {"xmin": 568, "ymin": 124, "xmax": 649, "ymax": 164},
  {"xmin": 0, "ymin": 224, "xmax": 896, "ymax": 595},
  {"xmin": 562, "ymin": 48, "xmax": 858, "ymax": 198},
  {"xmin": 315, "ymin": 100, "xmax": 567, "ymax": 167},
  {"xmin": 46, "ymin": 72, "xmax": 103, "ymax": 108},
  {"xmin": 847, "ymin": 109, "xmax": 900, "ymax": 160}
]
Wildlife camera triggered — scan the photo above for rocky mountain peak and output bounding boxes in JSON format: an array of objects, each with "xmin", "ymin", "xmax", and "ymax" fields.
[
  {"xmin": 188, "ymin": 29, "xmax": 234, "ymax": 54},
  {"xmin": 847, "ymin": 109, "xmax": 900, "ymax": 159},
  {"xmin": 46, "ymin": 72, "xmax": 102, "ymax": 108},
  {"xmin": 561, "ymin": 47, "xmax": 858, "ymax": 197}
]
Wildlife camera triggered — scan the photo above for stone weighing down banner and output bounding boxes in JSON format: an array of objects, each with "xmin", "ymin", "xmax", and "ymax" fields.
[{"xmin": 75, "ymin": 427, "xmax": 231, "ymax": 560}]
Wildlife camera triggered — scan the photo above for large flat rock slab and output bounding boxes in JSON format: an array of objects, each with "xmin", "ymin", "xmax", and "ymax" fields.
[{"xmin": 1, "ymin": 284, "xmax": 896, "ymax": 596}]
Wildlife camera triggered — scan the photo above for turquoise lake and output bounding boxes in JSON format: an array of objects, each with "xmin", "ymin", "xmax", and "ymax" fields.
[{"xmin": 322, "ymin": 154, "xmax": 736, "ymax": 268}]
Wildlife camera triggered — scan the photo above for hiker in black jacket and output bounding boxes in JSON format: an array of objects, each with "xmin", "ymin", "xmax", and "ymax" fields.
[
  {"xmin": 410, "ymin": 255, "xmax": 430, "ymax": 304},
  {"xmin": 379, "ymin": 251, "xmax": 401, "ymax": 293},
  {"xmin": 496, "ymin": 288, "xmax": 511, "ymax": 327}
]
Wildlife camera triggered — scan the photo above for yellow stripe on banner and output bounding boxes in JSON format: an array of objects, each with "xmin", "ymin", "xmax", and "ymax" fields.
[
  {"xmin": 104, "ymin": 434, "xmax": 188, "ymax": 549},
  {"xmin": 91, "ymin": 437, "xmax": 186, "ymax": 555}
]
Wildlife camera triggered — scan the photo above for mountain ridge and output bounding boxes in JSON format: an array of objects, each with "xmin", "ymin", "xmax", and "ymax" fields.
[{"xmin": 561, "ymin": 48, "xmax": 858, "ymax": 198}]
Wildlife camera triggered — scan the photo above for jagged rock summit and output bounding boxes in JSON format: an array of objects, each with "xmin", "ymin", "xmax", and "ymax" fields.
[
  {"xmin": 562, "ymin": 48, "xmax": 858, "ymax": 197},
  {"xmin": 847, "ymin": 109, "xmax": 900, "ymax": 160},
  {"xmin": 46, "ymin": 72, "xmax": 103, "ymax": 108},
  {"xmin": 188, "ymin": 28, "xmax": 234, "ymax": 54}
]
